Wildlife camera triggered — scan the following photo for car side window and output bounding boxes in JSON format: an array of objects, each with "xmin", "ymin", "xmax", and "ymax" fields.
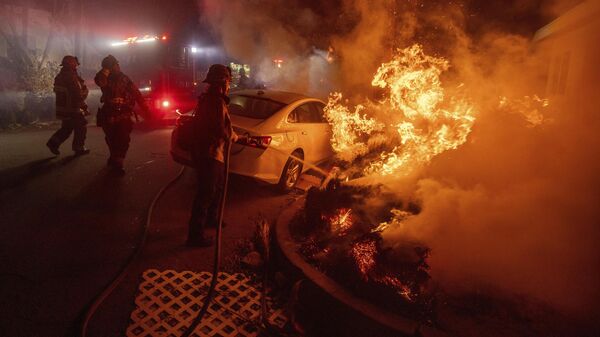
[
  {"xmin": 311, "ymin": 102, "xmax": 327, "ymax": 123},
  {"xmin": 287, "ymin": 110, "xmax": 298, "ymax": 123},
  {"xmin": 288, "ymin": 103, "xmax": 316, "ymax": 123}
]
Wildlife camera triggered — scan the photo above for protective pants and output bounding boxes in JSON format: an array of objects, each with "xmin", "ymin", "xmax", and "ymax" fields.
[
  {"xmin": 47, "ymin": 115, "xmax": 87, "ymax": 151},
  {"xmin": 188, "ymin": 158, "xmax": 225, "ymax": 242},
  {"xmin": 102, "ymin": 118, "xmax": 133, "ymax": 167}
]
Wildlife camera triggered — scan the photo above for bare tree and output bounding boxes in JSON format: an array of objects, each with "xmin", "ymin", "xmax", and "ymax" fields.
[
  {"xmin": 0, "ymin": 0, "xmax": 70, "ymax": 95},
  {"xmin": 0, "ymin": 0, "xmax": 71, "ymax": 126}
]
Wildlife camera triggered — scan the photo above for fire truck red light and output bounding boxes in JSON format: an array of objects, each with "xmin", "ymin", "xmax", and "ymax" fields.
[{"xmin": 162, "ymin": 100, "xmax": 170, "ymax": 108}]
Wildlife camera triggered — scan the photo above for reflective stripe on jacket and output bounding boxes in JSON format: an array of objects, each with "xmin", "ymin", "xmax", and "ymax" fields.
[
  {"xmin": 94, "ymin": 70, "xmax": 144, "ymax": 114},
  {"xmin": 54, "ymin": 68, "xmax": 86, "ymax": 119}
]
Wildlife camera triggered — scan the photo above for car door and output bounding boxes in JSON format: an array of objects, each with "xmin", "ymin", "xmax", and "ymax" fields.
[
  {"xmin": 310, "ymin": 102, "xmax": 334, "ymax": 162},
  {"xmin": 287, "ymin": 102, "xmax": 322, "ymax": 163}
]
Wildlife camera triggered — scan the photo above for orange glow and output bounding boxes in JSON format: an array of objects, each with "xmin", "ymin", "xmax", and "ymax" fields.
[
  {"xmin": 325, "ymin": 208, "xmax": 353, "ymax": 236},
  {"xmin": 378, "ymin": 276, "xmax": 414, "ymax": 301},
  {"xmin": 323, "ymin": 93, "xmax": 384, "ymax": 162},
  {"xmin": 498, "ymin": 95, "xmax": 550, "ymax": 127},
  {"xmin": 351, "ymin": 240, "xmax": 377, "ymax": 277},
  {"xmin": 324, "ymin": 44, "xmax": 476, "ymax": 177}
]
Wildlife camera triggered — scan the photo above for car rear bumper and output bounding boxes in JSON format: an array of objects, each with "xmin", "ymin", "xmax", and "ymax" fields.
[
  {"xmin": 170, "ymin": 141, "xmax": 287, "ymax": 185},
  {"xmin": 229, "ymin": 145, "xmax": 287, "ymax": 184}
]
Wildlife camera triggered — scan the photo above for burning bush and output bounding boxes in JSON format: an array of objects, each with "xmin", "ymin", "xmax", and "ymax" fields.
[{"xmin": 291, "ymin": 183, "xmax": 434, "ymax": 322}]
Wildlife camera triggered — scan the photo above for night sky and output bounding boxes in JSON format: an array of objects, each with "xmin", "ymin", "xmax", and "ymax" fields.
[{"xmin": 95, "ymin": 0, "xmax": 581, "ymax": 45}]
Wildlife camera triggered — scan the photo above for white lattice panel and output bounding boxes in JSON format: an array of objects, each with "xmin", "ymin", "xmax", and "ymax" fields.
[{"xmin": 127, "ymin": 269, "xmax": 287, "ymax": 337}]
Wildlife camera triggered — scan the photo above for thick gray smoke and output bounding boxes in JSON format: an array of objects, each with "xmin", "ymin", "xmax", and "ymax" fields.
[
  {"xmin": 199, "ymin": 0, "xmax": 599, "ymax": 321},
  {"xmin": 198, "ymin": 0, "xmax": 403, "ymax": 97},
  {"xmin": 380, "ymin": 0, "xmax": 600, "ymax": 320}
]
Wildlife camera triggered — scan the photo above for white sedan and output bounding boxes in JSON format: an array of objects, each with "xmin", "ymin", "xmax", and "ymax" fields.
[{"xmin": 171, "ymin": 89, "xmax": 334, "ymax": 190}]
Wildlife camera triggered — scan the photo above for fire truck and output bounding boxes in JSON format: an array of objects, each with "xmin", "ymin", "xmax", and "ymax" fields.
[{"xmin": 108, "ymin": 34, "xmax": 204, "ymax": 120}]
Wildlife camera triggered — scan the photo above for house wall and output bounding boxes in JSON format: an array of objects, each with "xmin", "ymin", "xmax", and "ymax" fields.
[{"xmin": 534, "ymin": 0, "xmax": 600, "ymax": 117}]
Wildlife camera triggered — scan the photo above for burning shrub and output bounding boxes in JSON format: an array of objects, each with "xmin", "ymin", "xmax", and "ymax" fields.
[{"xmin": 291, "ymin": 183, "xmax": 434, "ymax": 321}]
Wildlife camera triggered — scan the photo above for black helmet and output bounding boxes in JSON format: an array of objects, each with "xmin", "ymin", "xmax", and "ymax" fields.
[
  {"xmin": 61, "ymin": 55, "xmax": 79, "ymax": 67},
  {"xmin": 101, "ymin": 54, "xmax": 119, "ymax": 69},
  {"xmin": 202, "ymin": 64, "xmax": 232, "ymax": 84}
]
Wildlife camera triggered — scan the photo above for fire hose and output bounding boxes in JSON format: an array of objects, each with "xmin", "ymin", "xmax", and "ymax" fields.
[
  {"xmin": 181, "ymin": 138, "xmax": 291, "ymax": 337},
  {"xmin": 181, "ymin": 138, "xmax": 232, "ymax": 337},
  {"xmin": 78, "ymin": 165, "xmax": 186, "ymax": 337},
  {"xmin": 77, "ymin": 137, "xmax": 295, "ymax": 336}
]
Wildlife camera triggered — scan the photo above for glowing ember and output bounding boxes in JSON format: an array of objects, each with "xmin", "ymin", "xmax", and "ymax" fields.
[
  {"xmin": 325, "ymin": 208, "xmax": 353, "ymax": 236},
  {"xmin": 351, "ymin": 240, "xmax": 377, "ymax": 277},
  {"xmin": 324, "ymin": 44, "xmax": 476, "ymax": 177},
  {"xmin": 378, "ymin": 276, "xmax": 414, "ymax": 302}
]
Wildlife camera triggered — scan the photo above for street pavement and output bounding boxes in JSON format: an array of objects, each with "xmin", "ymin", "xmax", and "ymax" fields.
[{"xmin": 0, "ymin": 124, "xmax": 301, "ymax": 337}]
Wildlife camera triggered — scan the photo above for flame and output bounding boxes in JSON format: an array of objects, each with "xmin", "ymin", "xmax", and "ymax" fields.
[
  {"xmin": 351, "ymin": 240, "xmax": 377, "ymax": 277},
  {"xmin": 325, "ymin": 208, "xmax": 353, "ymax": 236},
  {"xmin": 324, "ymin": 44, "xmax": 476, "ymax": 177},
  {"xmin": 324, "ymin": 93, "xmax": 384, "ymax": 162},
  {"xmin": 372, "ymin": 209, "xmax": 413, "ymax": 233},
  {"xmin": 499, "ymin": 95, "xmax": 550, "ymax": 127}
]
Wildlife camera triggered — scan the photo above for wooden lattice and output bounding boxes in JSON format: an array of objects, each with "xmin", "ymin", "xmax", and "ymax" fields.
[{"xmin": 127, "ymin": 269, "xmax": 288, "ymax": 337}]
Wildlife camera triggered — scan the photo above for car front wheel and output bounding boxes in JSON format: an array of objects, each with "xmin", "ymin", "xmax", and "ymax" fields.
[{"xmin": 278, "ymin": 151, "xmax": 303, "ymax": 191}]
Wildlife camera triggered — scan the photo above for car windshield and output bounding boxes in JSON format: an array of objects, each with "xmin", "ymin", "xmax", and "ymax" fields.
[{"xmin": 228, "ymin": 95, "xmax": 285, "ymax": 119}]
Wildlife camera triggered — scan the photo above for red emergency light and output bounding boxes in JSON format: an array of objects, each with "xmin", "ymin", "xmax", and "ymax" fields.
[{"xmin": 111, "ymin": 35, "xmax": 159, "ymax": 47}]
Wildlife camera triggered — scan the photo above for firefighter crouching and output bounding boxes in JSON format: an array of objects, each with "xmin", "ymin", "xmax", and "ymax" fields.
[
  {"xmin": 94, "ymin": 55, "xmax": 150, "ymax": 174},
  {"xmin": 46, "ymin": 55, "xmax": 90, "ymax": 156}
]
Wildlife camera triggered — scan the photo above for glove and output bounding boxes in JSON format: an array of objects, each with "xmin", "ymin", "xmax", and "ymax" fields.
[{"xmin": 235, "ymin": 134, "xmax": 249, "ymax": 144}]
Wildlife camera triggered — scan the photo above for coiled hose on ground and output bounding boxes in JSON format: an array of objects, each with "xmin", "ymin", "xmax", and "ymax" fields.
[{"xmin": 78, "ymin": 165, "xmax": 186, "ymax": 337}]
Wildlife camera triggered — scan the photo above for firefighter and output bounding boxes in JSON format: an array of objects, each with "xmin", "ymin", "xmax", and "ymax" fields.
[
  {"xmin": 186, "ymin": 64, "xmax": 239, "ymax": 247},
  {"xmin": 94, "ymin": 55, "xmax": 149, "ymax": 175},
  {"xmin": 46, "ymin": 55, "xmax": 90, "ymax": 156},
  {"xmin": 237, "ymin": 68, "xmax": 250, "ymax": 89}
]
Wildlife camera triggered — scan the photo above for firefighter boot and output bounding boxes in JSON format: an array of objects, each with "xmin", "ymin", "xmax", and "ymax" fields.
[
  {"xmin": 46, "ymin": 141, "xmax": 60, "ymax": 156},
  {"xmin": 74, "ymin": 148, "xmax": 91, "ymax": 156},
  {"xmin": 107, "ymin": 156, "xmax": 125, "ymax": 175}
]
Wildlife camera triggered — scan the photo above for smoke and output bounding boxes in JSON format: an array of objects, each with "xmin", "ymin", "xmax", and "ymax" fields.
[
  {"xmin": 197, "ymin": 0, "xmax": 408, "ymax": 96},
  {"xmin": 199, "ymin": 0, "xmax": 599, "ymax": 320},
  {"xmin": 378, "ymin": 0, "xmax": 600, "ymax": 320},
  {"xmin": 198, "ymin": 0, "xmax": 319, "ymax": 94},
  {"xmin": 329, "ymin": 0, "xmax": 401, "ymax": 94}
]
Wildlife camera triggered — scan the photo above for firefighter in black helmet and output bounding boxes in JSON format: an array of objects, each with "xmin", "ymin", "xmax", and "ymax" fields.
[
  {"xmin": 94, "ymin": 54, "xmax": 150, "ymax": 175},
  {"xmin": 186, "ymin": 64, "xmax": 239, "ymax": 247},
  {"xmin": 46, "ymin": 55, "xmax": 90, "ymax": 156}
]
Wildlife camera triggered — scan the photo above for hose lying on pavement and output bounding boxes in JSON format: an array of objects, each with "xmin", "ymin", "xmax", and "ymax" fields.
[
  {"xmin": 78, "ymin": 166, "xmax": 186, "ymax": 337},
  {"xmin": 181, "ymin": 140, "xmax": 232, "ymax": 337}
]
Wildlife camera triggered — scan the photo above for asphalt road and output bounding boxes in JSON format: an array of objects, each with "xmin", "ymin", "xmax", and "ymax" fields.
[{"xmin": 0, "ymin": 124, "xmax": 300, "ymax": 337}]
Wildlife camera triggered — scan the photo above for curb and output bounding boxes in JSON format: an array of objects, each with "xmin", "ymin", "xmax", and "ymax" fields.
[{"xmin": 275, "ymin": 196, "xmax": 421, "ymax": 337}]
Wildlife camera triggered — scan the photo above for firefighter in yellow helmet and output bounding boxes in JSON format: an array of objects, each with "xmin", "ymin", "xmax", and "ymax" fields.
[
  {"xmin": 46, "ymin": 55, "xmax": 90, "ymax": 156},
  {"xmin": 94, "ymin": 55, "xmax": 150, "ymax": 175}
]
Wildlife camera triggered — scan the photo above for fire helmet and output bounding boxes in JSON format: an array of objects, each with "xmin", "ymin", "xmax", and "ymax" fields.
[
  {"xmin": 202, "ymin": 64, "xmax": 232, "ymax": 84},
  {"xmin": 61, "ymin": 55, "xmax": 79, "ymax": 67},
  {"xmin": 101, "ymin": 54, "xmax": 119, "ymax": 69}
]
